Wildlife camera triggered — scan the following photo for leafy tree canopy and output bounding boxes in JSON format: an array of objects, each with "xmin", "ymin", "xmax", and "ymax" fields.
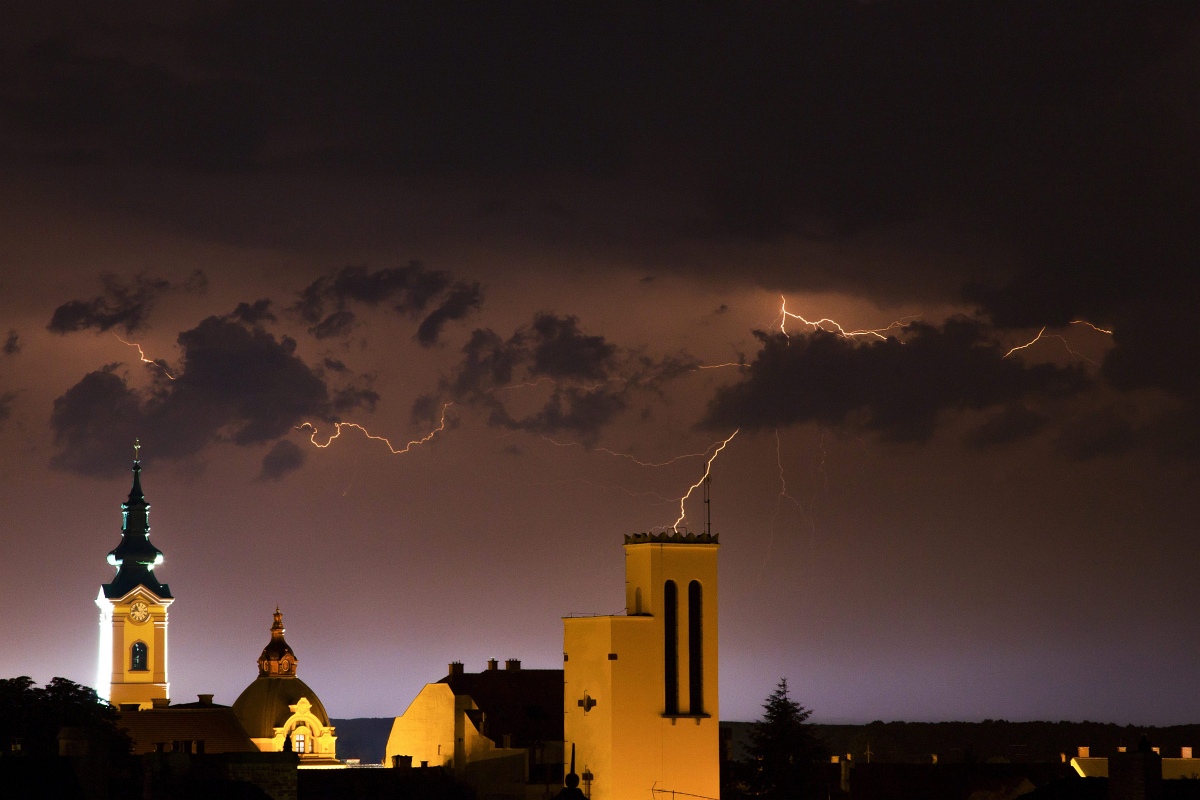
[{"xmin": 0, "ymin": 676, "xmax": 129, "ymax": 758}]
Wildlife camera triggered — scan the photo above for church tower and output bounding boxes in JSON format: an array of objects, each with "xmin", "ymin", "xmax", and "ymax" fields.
[
  {"xmin": 96, "ymin": 444, "xmax": 173, "ymax": 708},
  {"xmin": 563, "ymin": 529, "xmax": 720, "ymax": 800}
]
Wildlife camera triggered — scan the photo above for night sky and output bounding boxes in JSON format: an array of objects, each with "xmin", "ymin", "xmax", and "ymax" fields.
[{"xmin": 3, "ymin": 3, "xmax": 1200, "ymax": 725}]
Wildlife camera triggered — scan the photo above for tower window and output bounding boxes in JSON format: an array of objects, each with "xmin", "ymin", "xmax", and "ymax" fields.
[
  {"xmin": 130, "ymin": 642, "xmax": 148, "ymax": 672},
  {"xmin": 689, "ymin": 580, "xmax": 703, "ymax": 714},
  {"xmin": 664, "ymin": 580, "xmax": 678, "ymax": 715}
]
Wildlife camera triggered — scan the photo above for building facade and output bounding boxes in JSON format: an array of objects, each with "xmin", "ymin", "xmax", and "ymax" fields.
[
  {"xmin": 563, "ymin": 531, "xmax": 720, "ymax": 800},
  {"xmin": 232, "ymin": 608, "xmax": 338, "ymax": 764},
  {"xmin": 96, "ymin": 451, "xmax": 174, "ymax": 709},
  {"xmin": 385, "ymin": 659, "xmax": 564, "ymax": 799}
]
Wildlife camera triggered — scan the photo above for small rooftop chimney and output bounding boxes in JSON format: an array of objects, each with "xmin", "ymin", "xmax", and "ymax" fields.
[
  {"xmin": 1078, "ymin": 747, "xmax": 1090, "ymax": 759},
  {"xmin": 1183, "ymin": 747, "xmax": 1193, "ymax": 759},
  {"xmin": 487, "ymin": 659, "xmax": 498, "ymax": 671},
  {"xmin": 448, "ymin": 661, "xmax": 464, "ymax": 677},
  {"xmin": 505, "ymin": 659, "xmax": 521, "ymax": 671},
  {"xmin": 151, "ymin": 698, "xmax": 170, "ymax": 709},
  {"xmin": 197, "ymin": 694, "xmax": 213, "ymax": 707}
]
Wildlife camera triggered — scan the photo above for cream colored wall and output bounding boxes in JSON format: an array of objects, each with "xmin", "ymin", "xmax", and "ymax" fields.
[
  {"xmin": 98, "ymin": 589, "xmax": 172, "ymax": 709},
  {"xmin": 386, "ymin": 683, "xmax": 469, "ymax": 768},
  {"xmin": 564, "ymin": 616, "xmax": 617, "ymax": 796},
  {"xmin": 564, "ymin": 540, "xmax": 720, "ymax": 800},
  {"xmin": 1073, "ymin": 758, "xmax": 1200, "ymax": 780}
]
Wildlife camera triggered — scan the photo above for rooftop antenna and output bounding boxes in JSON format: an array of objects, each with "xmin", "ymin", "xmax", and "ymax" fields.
[{"xmin": 704, "ymin": 473, "xmax": 711, "ymax": 536}]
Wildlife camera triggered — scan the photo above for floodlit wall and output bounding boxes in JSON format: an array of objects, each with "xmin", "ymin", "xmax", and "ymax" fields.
[
  {"xmin": 386, "ymin": 683, "xmax": 461, "ymax": 768},
  {"xmin": 98, "ymin": 588, "xmax": 172, "ymax": 709},
  {"xmin": 564, "ymin": 539, "xmax": 720, "ymax": 800}
]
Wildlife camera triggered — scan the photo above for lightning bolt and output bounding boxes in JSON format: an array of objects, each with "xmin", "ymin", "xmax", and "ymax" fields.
[
  {"xmin": 539, "ymin": 436, "xmax": 720, "ymax": 468},
  {"xmin": 299, "ymin": 403, "xmax": 453, "ymax": 454},
  {"xmin": 113, "ymin": 334, "xmax": 175, "ymax": 380},
  {"xmin": 779, "ymin": 296, "xmax": 919, "ymax": 341},
  {"xmin": 1003, "ymin": 326, "xmax": 1047, "ymax": 358},
  {"xmin": 775, "ymin": 429, "xmax": 802, "ymax": 512},
  {"xmin": 672, "ymin": 429, "xmax": 739, "ymax": 532},
  {"xmin": 1003, "ymin": 321, "xmax": 1113, "ymax": 363},
  {"xmin": 1071, "ymin": 320, "xmax": 1114, "ymax": 335}
]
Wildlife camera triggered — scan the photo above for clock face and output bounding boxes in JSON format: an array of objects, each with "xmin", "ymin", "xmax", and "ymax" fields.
[{"xmin": 129, "ymin": 601, "xmax": 151, "ymax": 623}]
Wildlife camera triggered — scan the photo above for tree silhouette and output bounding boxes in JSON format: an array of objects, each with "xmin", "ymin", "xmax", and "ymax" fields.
[
  {"xmin": 745, "ymin": 678, "xmax": 828, "ymax": 800},
  {"xmin": 0, "ymin": 676, "xmax": 129, "ymax": 759}
]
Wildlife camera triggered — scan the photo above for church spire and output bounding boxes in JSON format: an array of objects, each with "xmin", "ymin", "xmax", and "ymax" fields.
[
  {"xmin": 102, "ymin": 443, "xmax": 172, "ymax": 599},
  {"xmin": 258, "ymin": 607, "xmax": 298, "ymax": 677}
]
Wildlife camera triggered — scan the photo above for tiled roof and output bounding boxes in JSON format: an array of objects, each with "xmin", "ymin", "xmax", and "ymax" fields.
[
  {"xmin": 117, "ymin": 707, "xmax": 258, "ymax": 754},
  {"xmin": 440, "ymin": 669, "xmax": 563, "ymax": 746}
]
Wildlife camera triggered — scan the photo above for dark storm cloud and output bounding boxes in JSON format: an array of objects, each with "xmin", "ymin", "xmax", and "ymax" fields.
[
  {"xmin": 3, "ymin": 330, "xmax": 19, "ymax": 355},
  {"xmin": 47, "ymin": 271, "xmax": 206, "ymax": 335},
  {"xmin": 415, "ymin": 283, "xmax": 483, "ymax": 347},
  {"xmin": 0, "ymin": 391, "xmax": 15, "ymax": 426},
  {"xmin": 424, "ymin": 313, "xmax": 695, "ymax": 441},
  {"xmin": 703, "ymin": 320, "xmax": 1086, "ymax": 444},
  {"xmin": 964, "ymin": 404, "xmax": 1048, "ymax": 450},
  {"xmin": 258, "ymin": 439, "xmax": 307, "ymax": 481},
  {"xmin": 309, "ymin": 310, "xmax": 356, "ymax": 340},
  {"xmin": 293, "ymin": 264, "xmax": 480, "ymax": 345},
  {"xmin": 8, "ymin": 5, "xmax": 1200, "ymax": 451},
  {"xmin": 49, "ymin": 313, "xmax": 374, "ymax": 477},
  {"xmin": 229, "ymin": 299, "xmax": 276, "ymax": 325},
  {"xmin": 322, "ymin": 358, "xmax": 349, "ymax": 374},
  {"xmin": 0, "ymin": 31, "xmax": 267, "ymax": 170}
]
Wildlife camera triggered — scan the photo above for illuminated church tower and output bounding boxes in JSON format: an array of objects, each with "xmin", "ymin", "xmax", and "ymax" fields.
[
  {"xmin": 96, "ymin": 443, "xmax": 173, "ymax": 708},
  {"xmin": 563, "ymin": 529, "xmax": 720, "ymax": 800}
]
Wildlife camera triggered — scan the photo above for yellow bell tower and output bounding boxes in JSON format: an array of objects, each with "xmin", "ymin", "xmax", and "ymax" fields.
[
  {"xmin": 96, "ymin": 442, "xmax": 173, "ymax": 709},
  {"xmin": 563, "ymin": 529, "xmax": 720, "ymax": 800}
]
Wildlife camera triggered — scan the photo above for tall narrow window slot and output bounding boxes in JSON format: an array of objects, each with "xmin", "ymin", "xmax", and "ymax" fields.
[
  {"xmin": 664, "ymin": 580, "xmax": 678, "ymax": 715},
  {"xmin": 689, "ymin": 580, "xmax": 703, "ymax": 714},
  {"xmin": 130, "ymin": 642, "xmax": 148, "ymax": 671}
]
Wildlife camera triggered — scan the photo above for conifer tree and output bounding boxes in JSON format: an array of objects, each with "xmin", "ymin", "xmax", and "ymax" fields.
[{"xmin": 746, "ymin": 678, "xmax": 828, "ymax": 800}]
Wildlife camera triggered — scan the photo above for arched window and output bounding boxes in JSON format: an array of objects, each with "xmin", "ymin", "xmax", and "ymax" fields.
[
  {"xmin": 689, "ymin": 580, "xmax": 703, "ymax": 714},
  {"xmin": 664, "ymin": 580, "xmax": 678, "ymax": 715},
  {"xmin": 294, "ymin": 732, "xmax": 307, "ymax": 753},
  {"xmin": 130, "ymin": 642, "xmax": 148, "ymax": 671}
]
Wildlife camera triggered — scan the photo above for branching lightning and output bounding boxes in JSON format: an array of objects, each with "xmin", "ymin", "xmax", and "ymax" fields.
[
  {"xmin": 672, "ymin": 429, "xmax": 739, "ymax": 532},
  {"xmin": 775, "ymin": 429, "xmax": 802, "ymax": 511},
  {"xmin": 539, "ymin": 436, "xmax": 719, "ymax": 468},
  {"xmin": 778, "ymin": 295, "xmax": 919, "ymax": 341},
  {"xmin": 1003, "ymin": 321, "xmax": 1113, "ymax": 363},
  {"xmin": 299, "ymin": 403, "xmax": 453, "ymax": 454},
  {"xmin": 113, "ymin": 334, "xmax": 175, "ymax": 380}
]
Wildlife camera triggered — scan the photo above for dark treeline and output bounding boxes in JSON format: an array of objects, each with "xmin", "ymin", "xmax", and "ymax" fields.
[{"xmin": 810, "ymin": 721, "xmax": 1200, "ymax": 764}]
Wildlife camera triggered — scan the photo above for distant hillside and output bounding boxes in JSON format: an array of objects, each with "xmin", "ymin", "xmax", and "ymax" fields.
[{"xmin": 332, "ymin": 718, "xmax": 393, "ymax": 765}]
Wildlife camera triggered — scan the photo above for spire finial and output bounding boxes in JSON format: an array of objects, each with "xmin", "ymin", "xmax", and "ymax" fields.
[{"xmin": 134, "ymin": 438, "xmax": 141, "ymax": 462}]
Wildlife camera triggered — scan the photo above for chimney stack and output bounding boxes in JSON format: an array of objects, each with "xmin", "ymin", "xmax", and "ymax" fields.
[
  {"xmin": 487, "ymin": 659, "xmax": 498, "ymax": 671},
  {"xmin": 505, "ymin": 659, "xmax": 521, "ymax": 671},
  {"xmin": 448, "ymin": 661, "xmax": 464, "ymax": 677},
  {"xmin": 197, "ymin": 694, "xmax": 213, "ymax": 707}
]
